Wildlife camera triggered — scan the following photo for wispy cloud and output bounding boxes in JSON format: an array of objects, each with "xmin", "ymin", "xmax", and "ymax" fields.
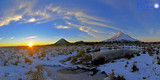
[
  {"xmin": 0, "ymin": 38, "xmax": 2, "ymax": 40},
  {"xmin": 27, "ymin": 18, "xmax": 36, "ymax": 23},
  {"xmin": 56, "ymin": 25, "xmax": 71, "ymax": 29},
  {"xmin": 24, "ymin": 36, "xmax": 37, "ymax": 39},
  {"xmin": 0, "ymin": 15, "xmax": 22, "ymax": 27},
  {"xmin": 0, "ymin": 1, "xmax": 120, "ymax": 38}
]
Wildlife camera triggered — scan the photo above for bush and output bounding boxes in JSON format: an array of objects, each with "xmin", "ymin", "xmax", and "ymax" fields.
[
  {"xmin": 83, "ymin": 54, "xmax": 92, "ymax": 62},
  {"xmin": 92, "ymin": 56, "xmax": 106, "ymax": 65},
  {"xmin": 13, "ymin": 60, "xmax": 19, "ymax": 66},
  {"xmin": 142, "ymin": 50, "xmax": 146, "ymax": 54},
  {"xmin": 157, "ymin": 56, "xmax": 160, "ymax": 65},
  {"xmin": 156, "ymin": 50, "xmax": 159, "ymax": 55},
  {"xmin": 124, "ymin": 52, "xmax": 134, "ymax": 59},
  {"xmin": 65, "ymin": 57, "xmax": 72, "ymax": 62},
  {"xmin": 131, "ymin": 64, "xmax": 139, "ymax": 72},
  {"xmin": 76, "ymin": 49, "xmax": 85, "ymax": 57},
  {"xmin": 108, "ymin": 70, "xmax": 126, "ymax": 80},
  {"xmin": 71, "ymin": 57, "xmax": 78, "ymax": 63},
  {"xmin": 24, "ymin": 57, "xmax": 32, "ymax": 65}
]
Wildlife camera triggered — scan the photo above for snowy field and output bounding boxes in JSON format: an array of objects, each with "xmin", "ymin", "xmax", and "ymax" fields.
[{"xmin": 0, "ymin": 44, "xmax": 159, "ymax": 80}]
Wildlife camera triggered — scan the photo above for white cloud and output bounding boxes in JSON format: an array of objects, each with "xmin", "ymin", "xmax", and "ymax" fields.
[
  {"xmin": 0, "ymin": 38, "xmax": 2, "ymax": 40},
  {"xmin": 25, "ymin": 36, "xmax": 37, "ymax": 39},
  {"xmin": 10, "ymin": 37, "xmax": 14, "ymax": 40},
  {"xmin": 0, "ymin": 1, "xmax": 120, "ymax": 38},
  {"xmin": 56, "ymin": 25, "xmax": 70, "ymax": 29},
  {"xmin": 27, "ymin": 18, "xmax": 36, "ymax": 23},
  {"xmin": 0, "ymin": 15, "xmax": 22, "ymax": 27}
]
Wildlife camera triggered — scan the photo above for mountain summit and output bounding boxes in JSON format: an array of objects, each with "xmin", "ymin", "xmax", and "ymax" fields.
[
  {"xmin": 103, "ymin": 32, "xmax": 139, "ymax": 42},
  {"xmin": 54, "ymin": 38, "xmax": 70, "ymax": 45}
]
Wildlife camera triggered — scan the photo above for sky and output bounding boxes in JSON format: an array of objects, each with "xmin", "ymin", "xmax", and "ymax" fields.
[{"xmin": 0, "ymin": 0, "xmax": 160, "ymax": 46}]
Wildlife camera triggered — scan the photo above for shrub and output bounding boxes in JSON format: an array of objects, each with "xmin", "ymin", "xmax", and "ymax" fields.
[
  {"xmin": 148, "ymin": 52, "xmax": 154, "ymax": 56},
  {"xmin": 124, "ymin": 52, "xmax": 134, "ymax": 59},
  {"xmin": 157, "ymin": 56, "xmax": 160, "ymax": 65},
  {"xmin": 77, "ymin": 49, "xmax": 85, "ymax": 57},
  {"xmin": 156, "ymin": 50, "xmax": 159, "ymax": 55},
  {"xmin": 13, "ymin": 60, "xmax": 19, "ymax": 66},
  {"xmin": 142, "ymin": 50, "xmax": 146, "ymax": 54},
  {"xmin": 24, "ymin": 57, "xmax": 32, "ymax": 65},
  {"xmin": 131, "ymin": 64, "xmax": 139, "ymax": 72},
  {"xmin": 65, "ymin": 57, "xmax": 72, "ymax": 62},
  {"xmin": 71, "ymin": 57, "xmax": 78, "ymax": 63},
  {"xmin": 92, "ymin": 56, "xmax": 106, "ymax": 65},
  {"xmin": 83, "ymin": 54, "xmax": 92, "ymax": 62},
  {"xmin": 134, "ymin": 52, "xmax": 140, "ymax": 56},
  {"xmin": 116, "ymin": 75, "xmax": 126, "ymax": 80},
  {"xmin": 108, "ymin": 70, "xmax": 126, "ymax": 80}
]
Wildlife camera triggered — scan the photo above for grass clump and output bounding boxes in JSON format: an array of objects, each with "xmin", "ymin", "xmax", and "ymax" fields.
[
  {"xmin": 71, "ymin": 57, "xmax": 78, "ymax": 63},
  {"xmin": 24, "ymin": 57, "xmax": 32, "ymax": 65},
  {"xmin": 108, "ymin": 70, "xmax": 126, "ymax": 80},
  {"xmin": 131, "ymin": 64, "xmax": 139, "ymax": 72},
  {"xmin": 92, "ymin": 56, "xmax": 106, "ymax": 65},
  {"xmin": 82, "ymin": 54, "xmax": 92, "ymax": 62},
  {"xmin": 124, "ymin": 52, "xmax": 134, "ymax": 59}
]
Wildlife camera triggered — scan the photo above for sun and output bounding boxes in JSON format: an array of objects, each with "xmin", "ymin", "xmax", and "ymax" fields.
[
  {"xmin": 28, "ymin": 43, "xmax": 33, "ymax": 47},
  {"xmin": 154, "ymin": 3, "xmax": 159, "ymax": 9}
]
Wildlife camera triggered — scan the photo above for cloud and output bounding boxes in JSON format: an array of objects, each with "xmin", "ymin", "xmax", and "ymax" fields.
[
  {"xmin": 10, "ymin": 37, "xmax": 14, "ymax": 40},
  {"xmin": 27, "ymin": 18, "xmax": 36, "ymax": 23},
  {"xmin": 0, "ymin": 38, "xmax": 2, "ymax": 40},
  {"xmin": 0, "ymin": 15, "xmax": 22, "ymax": 26},
  {"xmin": 0, "ymin": 1, "xmax": 120, "ymax": 38},
  {"xmin": 66, "ymin": 22, "xmax": 104, "ymax": 38},
  {"xmin": 56, "ymin": 25, "xmax": 70, "ymax": 29},
  {"xmin": 25, "ymin": 36, "xmax": 37, "ymax": 39}
]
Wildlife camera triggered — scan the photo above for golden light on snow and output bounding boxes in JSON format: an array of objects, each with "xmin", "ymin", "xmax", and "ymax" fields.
[
  {"xmin": 154, "ymin": 3, "xmax": 159, "ymax": 9},
  {"xmin": 28, "ymin": 43, "xmax": 33, "ymax": 47}
]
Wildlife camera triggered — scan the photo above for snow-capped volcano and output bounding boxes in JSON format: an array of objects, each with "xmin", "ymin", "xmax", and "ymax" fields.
[
  {"xmin": 54, "ymin": 38, "xmax": 70, "ymax": 45},
  {"xmin": 103, "ymin": 32, "xmax": 139, "ymax": 42}
]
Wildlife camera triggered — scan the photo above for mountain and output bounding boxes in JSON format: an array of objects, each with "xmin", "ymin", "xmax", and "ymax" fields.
[
  {"xmin": 75, "ymin": 41, "xmax": 84, "ymax": 44},
  {"xmin": 54, "ymin": 38, "xmax": 70, "ymax": 45},
  {"xmin": 103, "ymin": 32, "xmax": 140, "ymax": 42}
]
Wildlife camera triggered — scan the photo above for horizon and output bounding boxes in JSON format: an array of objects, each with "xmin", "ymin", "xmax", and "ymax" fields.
[{"xmin": 0, "ymin": 0, "xmax": 160, "ymax": 46}]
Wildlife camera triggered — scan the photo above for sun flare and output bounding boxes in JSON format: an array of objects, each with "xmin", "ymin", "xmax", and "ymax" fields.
[{"xmin": 28, "ymin": 43, "xmax": 33, "ymax": 47}]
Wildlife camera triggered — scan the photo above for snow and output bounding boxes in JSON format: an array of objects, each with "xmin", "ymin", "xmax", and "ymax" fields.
[
  {"xmin": 0, "ymin": 45, "xmax": 159, "ymax": 80},
  {"xmin": 103, "ymin": 32, "xmax": 139, "ymax": 42},
  {"xmin": 97, "ymin": 53, "xmax": 160, "ymax": 80}
]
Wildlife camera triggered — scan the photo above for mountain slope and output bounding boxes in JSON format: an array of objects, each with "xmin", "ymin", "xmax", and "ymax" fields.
[
  {"xmin": 103, "ymin": 32, "xmax": 139, "ymax": 42},
  {"xmin": 54, "ymin": 38, "xmax": 70, "ymax": 45}
]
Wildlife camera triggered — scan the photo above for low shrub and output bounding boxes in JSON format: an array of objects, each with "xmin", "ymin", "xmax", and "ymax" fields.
[
  {"xmin": 124, "ymin": 52, "xmax": 134, "ymax": 59},
  {"xmin": 83, "ymin": 54, "xmax": 92, "ymax": 62},
  {"xmin": 131, "ymin": 64, "xmax": 139, "ymax": 72},
  {"xmin": 71, "ymin": 57, "xmax": 78, "ymax": 63},
  {"xmin": 24, "ymin": 57, "xmax": 32, "ymax": 65},
  {"xmin": 92, "ymin": 56, "xmax": 106, "ymax": 65}
]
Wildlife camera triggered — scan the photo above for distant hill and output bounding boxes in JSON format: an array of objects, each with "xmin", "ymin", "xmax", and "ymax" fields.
[
  {"xmin": 54, "ymin": 38, "xmax": 70, "ymax": 45},
  {"xmin": 75, "ymin": 41, "xmax": 84, "ymax": 44},
  {"xmin": 102, "ymin": 32, "xmax": 140, "ymax": 42}
]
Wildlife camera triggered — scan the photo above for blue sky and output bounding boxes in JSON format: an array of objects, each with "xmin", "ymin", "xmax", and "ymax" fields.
[{"xmin": 0, "ymin": 0, "xmax": 160, "ymax": 46}]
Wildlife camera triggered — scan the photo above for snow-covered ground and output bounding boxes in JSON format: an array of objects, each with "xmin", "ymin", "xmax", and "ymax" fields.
[
  {"xmin": 0, "ymin": 45, "xmax": 159, "ymax": 80},
  {"xmin": 98, "ymin": 53, "xmax": 160, "ymax": 80}
]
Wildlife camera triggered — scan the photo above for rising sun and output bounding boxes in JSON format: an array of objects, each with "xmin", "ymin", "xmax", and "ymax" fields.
[{"xmin": 28, "ymin": 43, "xmax": 33, "ymax": 47}]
